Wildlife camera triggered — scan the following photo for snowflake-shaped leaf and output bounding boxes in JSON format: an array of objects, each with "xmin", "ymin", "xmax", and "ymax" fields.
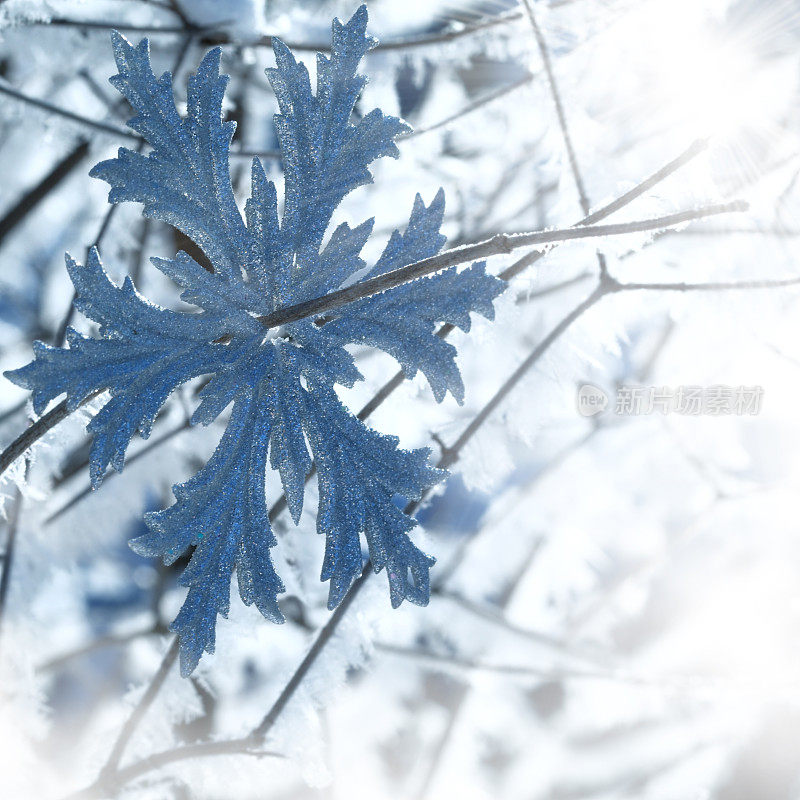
[{"xmin": 5, "ymin": 5, "xmax": 506, "ymax": 675}]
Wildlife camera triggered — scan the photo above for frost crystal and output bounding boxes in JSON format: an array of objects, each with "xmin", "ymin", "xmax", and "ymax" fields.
[{"xmin": 5, "ymin": 5, "xmax": 506, "ymax": 675}]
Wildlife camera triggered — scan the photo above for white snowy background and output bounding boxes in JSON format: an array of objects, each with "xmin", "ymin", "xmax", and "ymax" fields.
[{"xmin": 1, "ymin": 0, "xmax": 800, "ymax": 798}]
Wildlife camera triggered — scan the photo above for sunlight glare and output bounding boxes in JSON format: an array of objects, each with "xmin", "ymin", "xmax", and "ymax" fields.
[{"xmin": 623, "ymin": 0, "xmax": 788, "ymax": 141}]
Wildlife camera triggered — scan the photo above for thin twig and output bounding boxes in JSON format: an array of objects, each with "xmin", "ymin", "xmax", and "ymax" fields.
[
  {"xmin": 227, "ymin": 74, "xmax": 540, "ymax": 159},
  {"xmin": 439, "ymin": 286, "xmax": 604, "ymax": 470},
  {"xmin": 63, "ymin": 739, "xmax": 283, "ymax": 800},
  {"xmin": 522, "ymin": 0, "xmax": 607, "ymax": 278},
  {"xmin": 433, "ymin": 588, "xmax": 591, "ymax": 652},
  {"xmin": 516, "ymin": 270, "xmax": 593, "ymax": 303},
  {"xmin": 0, "ymin": 141, "xmax": 91, "ymax": 248},
  {"xmin": 38, "ymin": 625, "xmax": 161, "ymax": 672},
  {"xmin": 582, "ymin": 139, "xmax": 709, "ymax": 225},
  {"xmin": 45, "ymin": 416, "xmax": 191, "ymax": 526},
  {"xmin": 0, "ymin": 488, "xmax": 23, "ymax": 648},
  {"xmin": 522, "ymin": 1, "xmax": 588, "ymax": 212},
  {"xmin": 440, "ymin": 431, "xmax": 596, "ymax": 591},
  {"xmin": 0, "ymin": 79, "xmax": 138, "ymax": 140},
  {"xmin": 617, "ymin": 276, "xmax": 800, "ymax": 292},
  {"xmin": 165, "ymin": 0, "xmax": 192, "ymax": 27},
  {"xmin": 669, "ymin": 226, "xmax": 800, "ymax": 238},
  {"xmin": 0, "ymin": 395, "xmax": 91, "ymax": 481},
  {"xmin": 375, "ymin": 643, "xmax": 682, "ymax": 686},
  {"xmin": 404, "ymin": 73, "xmax": 535, "ymax": 137},
  {"xmin": 54, "ymin": 206, "xmax": 120, "ymax": 347},
  {"xmin": 78, "ymin": 68, "xmax": 120, "ymax": 116},
  {"xmin": 41, "ymin": 9, "xmax": 525, "ymax": 53},
  {"xmin": 253, "ymin": 203, "xmax": 747, "ymax": 331},
  {"xmin": 98, "ymin": 638, "xmax": 180, "ymax": 781},
  {"xmin": 236, "ymin": 73, "xmax": 539, "ymax": 158},
  {"xmin": 616, "ymin": 152, "xmax": 799, "ymax": 264}
]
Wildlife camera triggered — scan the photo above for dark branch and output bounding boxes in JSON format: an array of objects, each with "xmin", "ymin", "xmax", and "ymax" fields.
[
  {"xmin": 38, "ymin": 625, "xmax": 160, "ymax": 672},
  {"xmin": 0, "ymin": 397, "xmax": 84, "ymax": 480},
  {"xmin": 521, "ymin": 0, "xmax": 607, "ymax": 279},
  {"xmin": 404, "ymin": 73, "xmax": 535, "ymax": 137},
  {"xmin": 98, "ymin": 638, "xmax": 180, "ymax": 780},
  {"xmin": 522, "ymin": 0, "xmax": 589, "ymax": 213},
  {"xmin": 0, "ymin": 489, "xmax": 23, "ymax": 648},
  {"xmin": 618, "ymin": 276, "xmax": 800, "ymax": 292},
  {"xmin": 0, "ymin": 141, "xmax": 90, "ymax": 248},
  {"xmin": 63, "ymin": 738, "xmax": 283, "ymax": 800},
  {"xmin": 44, "ymin": 416, "xmax": 191, "ymax": 526},
  {"xmin": 254, "ymin": 203, "xmax": 747, "ymax": 331},
  {"xmin": 0, "ymin": 79, "xmax": 137, "ymax": 140},
  {"xmin": 40, "ymin": 9, "xmax": 524, "ymax": 53}
]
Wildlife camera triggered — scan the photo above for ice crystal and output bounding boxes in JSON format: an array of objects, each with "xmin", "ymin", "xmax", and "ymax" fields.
[{"xmin": 5, "ymin": 5, "xmax": 506, "ymax": 675}]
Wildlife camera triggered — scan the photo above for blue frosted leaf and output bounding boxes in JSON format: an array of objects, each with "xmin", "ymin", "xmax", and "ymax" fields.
[
  {"xmin": 191, "ymin": 337, "xmax": 314, "ymax": 525},
  {"xmin": 303, "ymin": 381, "xmax": 443, "ymax": 608},
  {"xmin": 5, "ymin": 250, "xmax": 227, "ymax": 486},
  {"xmin": 151, "ymin": 251, "xmax": 271, "ymax": 321},
  {"xmin": 324, "ymin": 192, "xmax": 507, "ymax": 402},
  {"xmin": 266, "ymin": 343, "xmax": 313, "ymax": 524},
  {"xmin": 66, "ymin": 247, "xmax": 232, "ymax": 341},
  {"xmin": 90, "ymin": 36, "xmax": 253, "ymax": 283},
  {"xmin": 290, "ymin": 218, "xmax": 374, "ymax": 303},
  {"xmin": 4, "ymin": 5, "xmax": 507, "ymax": 674},
  {"xmin": 286, "ymin": 321, "xmax": 362, "ymax": 388},
  {"xmin": 135, "ymin": 371, "xmax": 284, "ymax": 677},
  {"xmin": 369, "ymin": 189, "xmax": 448, "ymax": 276},
  {"xmin": 267, "ymin": 6, "xmax": 409, "ymax": 301},
  {"xmin": 244, "ymin": 158, "xmax": 284, "ymax": 302}
]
